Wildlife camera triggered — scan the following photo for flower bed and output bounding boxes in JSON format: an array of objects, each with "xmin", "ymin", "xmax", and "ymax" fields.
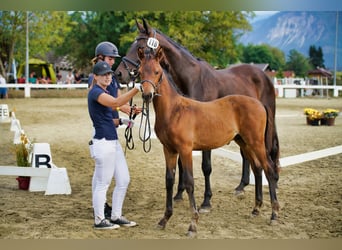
[{"xmin": 304, "ymin": 108, "xmax": 339, "ymax": 126}]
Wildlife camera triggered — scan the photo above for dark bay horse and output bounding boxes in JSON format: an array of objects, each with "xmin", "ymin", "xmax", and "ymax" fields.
[
  {"xmin": 115, "ymin": 19, "xmax": 280, "ymax": 211},
  {"xmin": 138, "ymin": 47, "xmax": 279, "ymax": 235}
]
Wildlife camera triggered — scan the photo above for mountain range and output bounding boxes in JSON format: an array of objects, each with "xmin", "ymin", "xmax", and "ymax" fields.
[{"xmin": 240, "ymin": 11, "xmax": 342, "ymax": 70}]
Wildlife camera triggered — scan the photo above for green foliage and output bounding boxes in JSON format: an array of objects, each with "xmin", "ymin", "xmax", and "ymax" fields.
[
  {"xmin": 58, "ymin": 11, "xmax": 253, "ymax": 69},
  {"xmin": 285, "ymin": 49, "xmax": 312, "ymax": 77},
  {"xmin": 241, "ymin": 43, "xmax": 285, "ymax": 70},
  {"xmin": 309, "ymin": 45, "xmax": 325, "ymax": 68},
  {"xmin": 0, "ymin": 11, "xmax": 72, "ymax": 80},
  {"xmin": 15, "ymin": 143, "xmax": 30, "ymax": 167}
]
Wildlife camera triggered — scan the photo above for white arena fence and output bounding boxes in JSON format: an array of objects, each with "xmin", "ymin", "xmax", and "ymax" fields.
[
  {"xmin": 3, "ymin": 82, "xmax": 342, "ymax": 98},
  {"xmin": 5, "ymin": 83, "xmax": 89, "ymax": 98}
]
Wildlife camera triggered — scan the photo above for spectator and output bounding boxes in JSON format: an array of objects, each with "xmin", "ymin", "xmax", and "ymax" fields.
[
  {"xmin": 74, "ymin": 71, "xmax": 82, "ymax": 83},
  {"xmin": 0, "ymin": 73, "xmax": 8, "ymax": 99},
  {"xmin": 28, "ymin": 72, "xmax": 38, "ymax": 84},
  {"xmin": 66, "ymin": 71, "xmax": 75, "ymax": 84}
]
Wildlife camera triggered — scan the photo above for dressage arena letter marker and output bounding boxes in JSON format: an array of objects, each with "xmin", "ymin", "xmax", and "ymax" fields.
[
  {"xmin": 34, "ymin": 154, "xmax": 52, "ymax": 168},
  {"xmin": 31, "ymin": 143, "xmax": 52, "ymax": 168},
  {"xmin": 0, "ymin": 104, "xmax": 10, "ymax": 123}
]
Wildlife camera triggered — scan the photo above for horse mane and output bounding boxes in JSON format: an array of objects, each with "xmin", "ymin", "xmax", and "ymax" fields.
[
  {"xmin": 154, "ymin": 29, "xmax": 205, "ymax": 62},
  {"xmin": 161, "ymin": 59, "xmax": 187, "ymax": 97}
]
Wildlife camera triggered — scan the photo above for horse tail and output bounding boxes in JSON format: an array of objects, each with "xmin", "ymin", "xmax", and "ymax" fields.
[
  {"xmin": 264, "ymin": 105, "xmax": 280, "ymax": 177},
  {"xmin": 261, "ymin": 73, "xmax": 281, "ymax": 175}
]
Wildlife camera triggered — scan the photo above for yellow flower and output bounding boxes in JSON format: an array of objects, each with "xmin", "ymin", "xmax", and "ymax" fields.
[{"xmin": 323, "ymin": 109, "xmax": 339, "ymax": 118}]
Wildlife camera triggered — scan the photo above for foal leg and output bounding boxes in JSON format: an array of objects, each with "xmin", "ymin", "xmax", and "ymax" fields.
[
  {"xmin": 158, "ymin": 149, "xmax": 178, "ymax": 230},
  {"xmin": 234, "ymin": 149, "xmax": 250, "ymax": 196},
  {"xmin": 174, "ymin": 156, "xmax": 185, "ymax": 201},
  {"xmin": 264, "ymin": 158, "xmax": 280, "ymax": 223},
  {"xmin": 199, "ymin": 150, "xmax": 212, "ymax": 212},
  {"xmin": 180, "ymin": 151, "xmax": 199, "ymax": 236},
  {"xmin": 251, "ymin": 165, "xmax": 263, "ymax": 216}
]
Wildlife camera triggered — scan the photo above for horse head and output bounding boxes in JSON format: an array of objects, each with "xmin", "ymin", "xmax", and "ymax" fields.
[
  {"xmin": 114, "ymin": 19, "xmax": 155, "ymax": 85},
  {"xmin": 138, "ymin": 46, "xmax": 165, "ymax": 103}
]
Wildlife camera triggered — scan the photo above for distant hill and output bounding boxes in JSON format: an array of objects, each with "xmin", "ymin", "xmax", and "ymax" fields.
[{"xmin": 240, "ymin": 11, "xmax": 342, "ymax": 70}]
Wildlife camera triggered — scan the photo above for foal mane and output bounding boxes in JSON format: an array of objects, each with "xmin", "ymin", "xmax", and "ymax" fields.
[{"xmin": 145, "ymin": 48, "xmax": 187, "ymax": 97}]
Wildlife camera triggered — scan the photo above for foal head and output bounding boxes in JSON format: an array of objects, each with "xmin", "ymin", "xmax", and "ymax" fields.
[{"xmin": 138, "ymin": 47, "xmax": 165, "ymax": 103}]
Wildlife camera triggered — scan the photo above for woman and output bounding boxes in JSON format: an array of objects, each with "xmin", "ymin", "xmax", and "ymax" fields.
[
  {"xmin": 88, "ymin": 61, "xmax": 141, "ymax": 229},
  {"xmin": 91, "ymin": 41, "xmax": 142, "ymax": 219}
]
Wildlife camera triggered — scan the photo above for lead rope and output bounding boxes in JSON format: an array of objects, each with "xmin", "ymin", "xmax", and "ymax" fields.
[
  {"xmin": 139, "ymin": 100, "xmax": 152, "ymax": 153},
  {"xmin": 124, "ymin": 102, "xmax": 136, "ymax": 155}
]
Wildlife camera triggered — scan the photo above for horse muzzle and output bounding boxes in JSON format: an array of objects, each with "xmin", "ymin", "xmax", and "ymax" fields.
[{"xmin": 142, "ymin": 92, "xmax": 154, "ymax": 103}]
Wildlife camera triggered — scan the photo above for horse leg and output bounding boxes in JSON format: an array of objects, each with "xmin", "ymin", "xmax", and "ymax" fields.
[
  {"xmin": 251, "ymin": 165, "xmax": 263, "ymax": 216},
  {"xmin": 173, "ymin": 156, "xmax": 185, "ymax": 201},
  {"xmin": 264, "ymin": 157, "xmax": 280, "ymax": 223},
  {"xmin": 158, "ymin": 148, "xmax": 178, "ymax": 230},
  {"xmin": 199, "ymin": 150, "xmax": 212, "ymax": 212},
  {"xmin": 271, "ymin": 132, "xmax": 280, "ymax": 188},
  {"xmin": 234, "ymin": 149, "xmax": 250, "ymax": 196},
  {"xmin": 179, "ymin": 151, "xmax": 199, "ymax": 236}
]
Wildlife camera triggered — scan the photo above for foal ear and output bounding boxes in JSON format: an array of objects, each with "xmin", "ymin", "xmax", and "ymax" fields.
[
  {"xmin": 137, "ymin": 47, "xmax": 145, "ymax": 60},
  {"xmin": 156, "ymin": 47, "xmax": 165, "ymax": 62}
]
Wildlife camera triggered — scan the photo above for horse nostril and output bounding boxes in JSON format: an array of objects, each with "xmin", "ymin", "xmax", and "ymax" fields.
[{"xmin": 142, "ymin": 92, "xmax": 153, "ymax": 103}]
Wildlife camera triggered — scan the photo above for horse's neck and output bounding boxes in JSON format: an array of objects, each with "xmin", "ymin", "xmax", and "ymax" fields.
[
  {"xmin": 158, "ymin": 35, "xmax": 200, "ymax": 95},
  {"xmin": 153, "ymin": 73, "xmax": 181, "ymax": 118}
]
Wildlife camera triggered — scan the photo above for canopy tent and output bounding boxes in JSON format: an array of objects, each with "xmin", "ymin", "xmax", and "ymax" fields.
[{"xmin": 17, "ymin": 58, "xmax": 57, "ymax": 83}]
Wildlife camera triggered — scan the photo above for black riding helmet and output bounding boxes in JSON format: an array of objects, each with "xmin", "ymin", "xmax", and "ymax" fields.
[{"xmin": 95, "ymin": 41, "xmax": 121, "ymax": 58}]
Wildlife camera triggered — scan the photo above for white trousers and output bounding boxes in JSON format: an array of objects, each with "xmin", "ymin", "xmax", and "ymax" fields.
[{"xmin": 91, "ymin": 138, "xmax": 130, "ymax": 224}]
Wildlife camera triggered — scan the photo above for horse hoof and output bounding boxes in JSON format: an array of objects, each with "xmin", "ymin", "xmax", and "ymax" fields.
[
  {"xmin": 251, "ymin": 209, "xmax": 260, "ymax": 217},
  {"xmin": 269, "ymin": 219, "xmax": 278, "ymax": 226},
  {"xmin": 173, "ymin": 194, "xmax": 183, "ymax": 202},
  {"xmin": 186, "ymin": 230, "xmax": 197, "ymax": 237},
  {"xmin": 199, "ymin": 207, "xmax": 211, "ymax": 213},
  {"xmin": 234, "ymin": 189, "xmax": 245, "ymax": 198},
  {"xmin": 156, "ymin": 223, "xmax": 165, "ymax": 230}
]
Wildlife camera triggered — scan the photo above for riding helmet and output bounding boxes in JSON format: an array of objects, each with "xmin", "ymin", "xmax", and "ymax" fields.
[{"xmin": 95, "ymin": 41, "xmax": 121, "ymax": 57}]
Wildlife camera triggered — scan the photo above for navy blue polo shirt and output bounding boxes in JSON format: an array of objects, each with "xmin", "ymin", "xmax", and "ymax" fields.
[
  {"xmin": 88, "ymin": 74, "xmax": 120, "ymax": 119},
  {"xmin": 88, "ymin": 84, "xmax": 118, "ymax": 140}
]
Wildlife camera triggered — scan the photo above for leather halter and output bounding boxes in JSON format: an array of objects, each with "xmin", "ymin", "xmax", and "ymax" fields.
[
  {"xmin": 121, "ymin": 36, "xmax": 148, "ymax": 79},
  {"xmin": 141, "ymin": 72, "xmax": 163, "ymax": 98}
]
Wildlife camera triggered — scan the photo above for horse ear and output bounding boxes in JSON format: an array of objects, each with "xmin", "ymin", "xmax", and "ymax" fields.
[
  {"xmin": 142, "ymin": 18, "xmax": 151, "ymax": 35},
  {"xmin": 136, "ymin": 18, "xmax": 144, "ymax": 32},
  {"xmin": 137, "ymin": 47, "xmax": 145, "ymax": 60}
]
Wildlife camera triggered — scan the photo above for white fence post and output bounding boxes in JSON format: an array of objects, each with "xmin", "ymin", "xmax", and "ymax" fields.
[{"xmin": 24, "ymin": 83, "xmax": 31, "ymax": 98}]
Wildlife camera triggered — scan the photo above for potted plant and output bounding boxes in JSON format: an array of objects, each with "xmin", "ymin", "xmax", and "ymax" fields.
[
  {"xmin": 304, "ymin": 108, "xmax": 322, "ymax": 126},
  {"xmin": 321, "ymin": 109, "xmax": 339, "ymax": 126},
  {"xmin": 15, "ymin": 133, "xmax": 33, "ymax": 190}
]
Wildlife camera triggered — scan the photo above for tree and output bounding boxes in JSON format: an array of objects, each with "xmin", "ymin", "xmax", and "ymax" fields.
[
  {"xmin": 309, "ymin": 45, "xmax": 325, "ymax": 68},
  {"xmin": 0, "ymin": 11, "xmax": 72, "ymax": 81},
  {"xmin": 0, "ymin": 11, "xmax": 26, "ymax": 81},
  {"xmin": 59, "ymin": 11, "xmax": 253, "ymax": 70},
  {"xmin": 241, "ymin": 43, "xmax": 285, "ymax": 70},
  {"xmin": 285, "ymin": 49, "xmax": 311, "ymax": 77}
]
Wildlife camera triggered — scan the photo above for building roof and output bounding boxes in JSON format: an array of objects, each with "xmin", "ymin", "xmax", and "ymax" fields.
[{"xmin": 307, "ymin": 67, "xmax": 332, "ymax": 78}]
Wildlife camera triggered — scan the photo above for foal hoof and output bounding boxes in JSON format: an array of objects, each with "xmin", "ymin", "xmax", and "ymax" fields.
[
  {"xmin": 269, "ymin": 219, "xmax": 279, "ymax": 226},
  {"xmin": 186, "ymin": 230, "xmax": 197, "ymax": 237}
]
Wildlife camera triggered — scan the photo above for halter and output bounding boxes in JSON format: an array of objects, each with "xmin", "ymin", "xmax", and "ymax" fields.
[
  {"xmin": 121, "ymin": 30, "xmax": 159, "ymax": 81},
  {"xmin": 141, "ymin": 72, "xmax": 163, "ymax": 98}
]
